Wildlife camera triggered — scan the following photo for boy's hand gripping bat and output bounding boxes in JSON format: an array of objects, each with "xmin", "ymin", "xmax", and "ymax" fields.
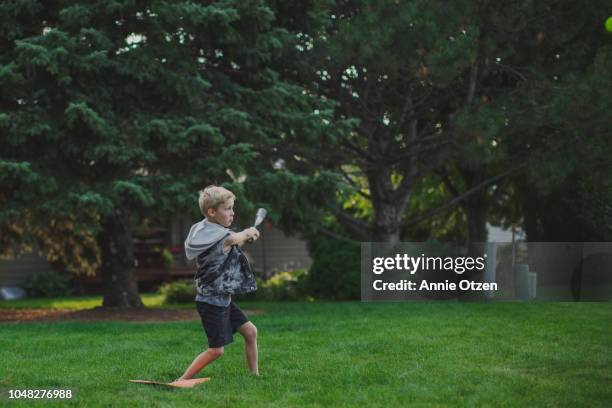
[{"xmin": 247, "ymin": 208, "xmax": 267, "ymax": 243}]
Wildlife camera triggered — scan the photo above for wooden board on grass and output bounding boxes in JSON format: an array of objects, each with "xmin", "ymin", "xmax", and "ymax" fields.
[{"xmin": 129, "ymin": 378, "xmax": 210, "ymax": 388}]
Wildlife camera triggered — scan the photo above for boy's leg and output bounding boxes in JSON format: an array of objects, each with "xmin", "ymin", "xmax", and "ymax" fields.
[
  {"xmin": 177, "ymin": 347, "xmax": 224, "ymax": 380},
  {"xmin": 238, "ymin": 322, "xmax": 258, "ymax": 375}
]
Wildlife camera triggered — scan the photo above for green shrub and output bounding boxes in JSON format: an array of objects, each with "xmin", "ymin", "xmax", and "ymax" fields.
[
  {"xmin": 260, "ymin": 269, "xmax": 309, "ymax": 301},
  {"xmin": 159, "ymin": 279, "xmax": 196, "ymax": 304},
  {"xmin": 23, "ymin": 271, "xmax": 74, "ymax": 298},
  {"xmin": 308, "ymin": 238, "xmax": 360, "ymax": 300}
]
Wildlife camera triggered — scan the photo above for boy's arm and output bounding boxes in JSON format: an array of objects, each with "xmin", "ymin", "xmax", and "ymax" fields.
[{"xmin": 223, "ymin": 227, "xmax": 260, "ymax": 251}]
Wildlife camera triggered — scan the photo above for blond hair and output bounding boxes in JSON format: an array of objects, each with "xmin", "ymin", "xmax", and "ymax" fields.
[{"xmin": 198, "ymin": 185, "xmax": 235, "ymax": 217}]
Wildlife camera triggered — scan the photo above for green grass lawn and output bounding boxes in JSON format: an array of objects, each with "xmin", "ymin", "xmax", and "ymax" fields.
[
  {"xmin": 0, "ymin": 293, "xmax": 181, "ymax": 310},
  {"xmin": 1, "ymin": 301, "xmax": 610, "ymax": 407}
]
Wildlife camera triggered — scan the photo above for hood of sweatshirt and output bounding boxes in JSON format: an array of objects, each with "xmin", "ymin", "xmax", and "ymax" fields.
[{"xmin": 184, "ymin": 219, "xmax": 230, "ymax": 261}]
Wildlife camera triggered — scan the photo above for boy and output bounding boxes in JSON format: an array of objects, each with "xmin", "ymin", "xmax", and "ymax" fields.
[{"xmin": 177, "ymin": 185, "xmax": 260, "ymax": 380}]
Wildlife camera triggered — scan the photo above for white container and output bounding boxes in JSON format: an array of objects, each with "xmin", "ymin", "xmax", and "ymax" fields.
[{"xmin": 527, "ymin": 272, "xmax": 537, "ymax": 299}]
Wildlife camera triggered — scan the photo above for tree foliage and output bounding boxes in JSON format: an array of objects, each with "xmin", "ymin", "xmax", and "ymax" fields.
[
  {"xmin": 281, "ymin": 0, "xmax": 612, "ymax": 244},
  {"xmin": 0, "ymin": 0, "xmax": 347, "ymax": 306}
]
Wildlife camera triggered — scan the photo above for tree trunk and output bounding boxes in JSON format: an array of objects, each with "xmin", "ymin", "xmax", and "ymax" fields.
[
  {"xmin": 98, "ymin": 210, "xmax": 143, "ymax": 308},
  {"xmin": 464, "ymin": 197, "xmax": 489, "ymax": 251},
  {"xmin": 368, "ymin": 164, "xmax": 410, "ymax": 244},
  {"xmin": 454, "ymin": 166, "xmax": 489, "ymax": 253},
  {"xmin": 460, "ymin": 195, "xmax": 489, "ymax": 300},
  {"xmin": 372, "ymin": 202, "xmax": 402, "ymax": 244}
]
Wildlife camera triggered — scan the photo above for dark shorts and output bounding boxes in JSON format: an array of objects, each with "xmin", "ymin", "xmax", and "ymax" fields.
[{"xmin": 195, "ymin": 301, "xmax": 250, "ymax": 348}]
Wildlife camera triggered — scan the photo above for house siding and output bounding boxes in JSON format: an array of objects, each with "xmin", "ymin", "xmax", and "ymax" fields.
[
  {"xmin": 0, "ymin": 252, "xmax": 54, "ymax": 286},
  {"xmin": 246, "ymin": 224, "xmax": 312, "ymax": 278}
]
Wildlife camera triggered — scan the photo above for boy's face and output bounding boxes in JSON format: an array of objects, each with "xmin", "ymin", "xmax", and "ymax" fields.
[{"xmin": 207, "ymin": 198, "xmax": 234, "ymax": 227}]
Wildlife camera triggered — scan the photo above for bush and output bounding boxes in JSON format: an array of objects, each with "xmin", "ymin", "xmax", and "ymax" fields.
[
  {"xmin": 159, "ymin": 279, "xmax": 196, "ymax": 304},
  {"xmin": 260, "ymin": 269, "xmax": 309, "ymax": 301},
  {"xmin": 23, "ymin": 271, "xmax": 74, "ymax": 298},
  {"xmin": 308, "ymin": 238, "xmax": 360, "ymax": 300}
]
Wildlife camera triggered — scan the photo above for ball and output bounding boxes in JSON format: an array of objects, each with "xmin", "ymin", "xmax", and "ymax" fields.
[{"xmin": 606, "ymin": 17, "xmax": 612, "ymax": 32}]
